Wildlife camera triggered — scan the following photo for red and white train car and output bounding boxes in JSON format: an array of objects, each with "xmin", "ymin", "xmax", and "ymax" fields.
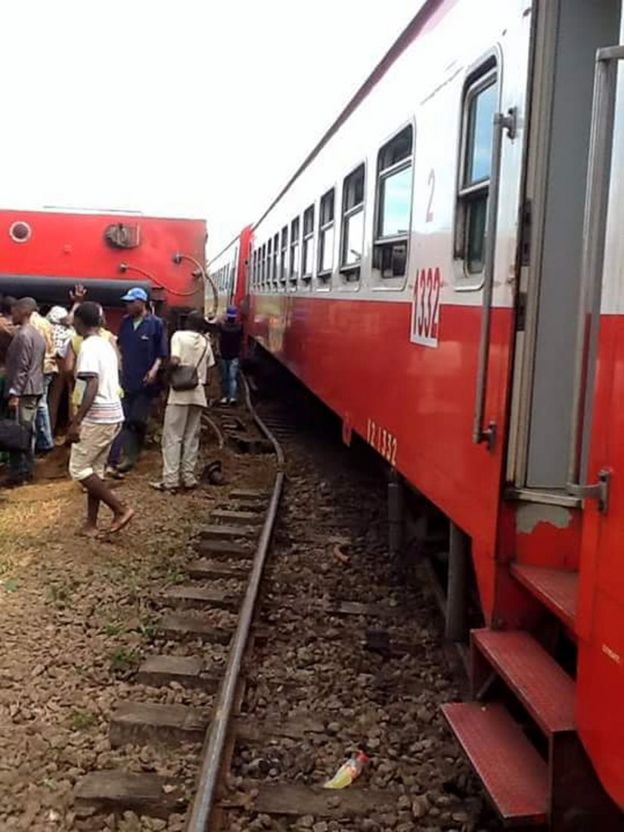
[
  {"xmin": 218, "ymin": 0, "xmax": 624, "ymax": 827},
  {"xmin": 0, "ymin": 208, "xmax": 207, "ymax": 330},
  {"xmin": 208, "ymin": 225, "xmax": 252, "ymax": 317}
]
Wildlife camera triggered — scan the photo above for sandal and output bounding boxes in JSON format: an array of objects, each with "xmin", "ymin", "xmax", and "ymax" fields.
[{"xmin": 149, "ymin": 481, "xmax": 178, "ymax": 494}]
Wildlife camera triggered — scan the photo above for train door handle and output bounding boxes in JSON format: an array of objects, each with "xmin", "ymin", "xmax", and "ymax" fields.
[
  {"xmin": 472, "ymin": 108, "xmax": 517, "ymax": 452},
  {"xmin": 567, "ymin": 468, "xmax": 611, "ymax": 514},
  {"xmin": 567, "ymin": 45, "xmax": 624, "ymax": 486}
]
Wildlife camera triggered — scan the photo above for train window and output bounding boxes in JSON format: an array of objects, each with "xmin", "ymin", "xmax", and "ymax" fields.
[
  {"xmin": 341, "ymin": 163, "xmax": 365, "ymax": 281},
  {"xmin": 261, "ymin": 243, "xmax": 267, "ymax": 290},
  {"xmin": 455, "ymin": 65, "xmax": 497, "ymax": 277},
  {"xmin": 302, "ymin": 205, "xmax": 315, "ymax": 283},
  {"xmin": 317, "ymin": 188, "xmax": 335, "ymax": 283},
  {"xmin": 272, "ymin": 232, "xmax": 279, "ymax": 289},
  {"xmin": 280, "ymin": 226, "xmax": 288, "ymax": 286},
  {"xmin": 290, "ymin": 216, "xmax": 300, "ymax": 285},
  {"xmin": 266, "ymin": 239, "xmax": 272, "ymax": 290},
  {"xmin": 373, "ymin": 125, "xmax": 413, "ymax": 279}
]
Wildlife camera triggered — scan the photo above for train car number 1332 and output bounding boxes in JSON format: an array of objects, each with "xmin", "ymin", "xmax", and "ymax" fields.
[{"xmin": 366, "ymin": 419, "xmax": 398, "ymax": 466}]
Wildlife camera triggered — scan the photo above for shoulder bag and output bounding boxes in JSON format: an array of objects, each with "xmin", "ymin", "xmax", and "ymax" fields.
[{"xmin": 169, "ymin": 340, "xmax": 208, "ymax": 392}]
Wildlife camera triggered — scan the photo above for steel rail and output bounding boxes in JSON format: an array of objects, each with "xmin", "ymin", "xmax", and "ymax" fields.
[
  {"xmin": 185, "ymin": 375, "xmax": 284, "ymax": 831},
  {"xmin": 201, "ymin": 412, "xmax": 226, "ymax": 450}
]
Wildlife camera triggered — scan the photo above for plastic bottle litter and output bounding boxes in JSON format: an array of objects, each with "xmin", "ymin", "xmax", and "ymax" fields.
[{"xmin": 323, "ymin": 750, "xmax": 369, "ymax": 789}]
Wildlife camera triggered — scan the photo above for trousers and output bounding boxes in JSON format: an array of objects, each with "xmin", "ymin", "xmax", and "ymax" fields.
[
  {"xmin": 162, "ymin": 404, "xmax": 203, "ymax": 488},
  {"xmin": 108, "ymin": 390, "xmax": 153, "ymax": 468},
  {"xmin": 9, "ymin": 395, "xmax": 40, "ymax": 482},
  {"xmin": 219, "ymin": 358, "xmax": 239, "ymax": 401},
  {"xmin": 35, "ymin": 373, "xmax": 55, "ymax": 452}
]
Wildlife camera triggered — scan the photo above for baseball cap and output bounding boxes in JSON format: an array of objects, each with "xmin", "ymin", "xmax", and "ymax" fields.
[
  {"xmin": 226, "ymin": 305, "xmax": 237, "ymax": 317},
  {"xmin": 121, "ymin": 287, "xmax": 148, "ymax": 302}
]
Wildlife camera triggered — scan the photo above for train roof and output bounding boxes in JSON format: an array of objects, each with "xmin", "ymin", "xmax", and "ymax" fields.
[
  {"xmin": 209, "ymin": 0, "xmax": 440, "ymax": 264},
  {"xmin": 252, "ymin": 0, "xmax": 439, "ymax": 230}
]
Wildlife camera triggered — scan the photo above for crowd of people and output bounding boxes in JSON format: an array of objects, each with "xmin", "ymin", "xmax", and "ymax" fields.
[{"xmin": 0, "ymin": 286, "xmax": 243, "ymax": 536}]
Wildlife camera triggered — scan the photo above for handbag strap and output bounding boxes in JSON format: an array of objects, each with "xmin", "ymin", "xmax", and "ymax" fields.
[{"xmin": 194, "ymin": 337, "xmax": 208, "ymax": 370}]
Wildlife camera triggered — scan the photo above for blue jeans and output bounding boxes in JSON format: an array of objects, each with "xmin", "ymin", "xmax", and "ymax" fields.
[
  {"xmin": 35, "ymin": 374, "xmax": 55, "ymax": 452},
  {"xmin": 108, "ymin": 390, "xmax": 153, "ymax": 468},
  {"xmin": 219, "ymin": 358, "xmax": 239, "ymax": 401}
]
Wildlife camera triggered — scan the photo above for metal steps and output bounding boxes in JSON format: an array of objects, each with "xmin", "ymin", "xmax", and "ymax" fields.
[
  {"xmin": 442, "ymin": 702, "xmax": 549, "ymax": 826},
  {"xmin": 511, "ymin": 563, "xmax": 578, "ymax": 629},
  {"xmin": 472, "ymin": 628, "xmax": 575, "ymax": 735}
]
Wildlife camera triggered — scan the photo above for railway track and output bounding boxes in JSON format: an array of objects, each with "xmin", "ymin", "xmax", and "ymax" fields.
[{"xmin": 72, "ymin": 376, "xmax": 496, "ymax": 832}]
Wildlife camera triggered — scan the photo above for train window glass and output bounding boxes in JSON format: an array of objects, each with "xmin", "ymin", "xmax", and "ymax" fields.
[
  {"xmin": 318, "ymin": 188, "xmax": 335, "ymax": 283},
  {"xmin": 267, "ymin": 239, "xmax": 272, "ymax": 290},
  {"xmin": 455, "ymin": 66, "xmax": 497, "ymax": 277},
  {"xmin": 373, "ymin": 125, "xmax": 413, "ymax": 280},
  {"xmin": 466, "ymin": 81, "xmax": 496, "ymax": 185},
  {"xmin": 273, "ymin": 232, "xmax": 279, "ymax": 289},
  {"xmin": 341, "ymin": 164, "xmax": 365, "ymax": 281},
  {"xmin": 261, "ymin": 243, "xmax": 267, "ymax": 290},
  {"xmin": 280, "ymin": 226, "xmax": 288, "ymax": 286},
  {"xmin": 302, "ymin": 205, "xmax": 315, "ymax": 283},
  {"xmin": 290, "ymin": 216, "xmax": 300, "ymax": 285}
]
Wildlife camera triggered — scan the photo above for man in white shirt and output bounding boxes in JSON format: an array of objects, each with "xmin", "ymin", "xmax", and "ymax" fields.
[
  {"xmin": 151, "ymin": 311, "xmax": 215, "ymax": 492},
  {"xmin": 67, "ymin": 302, "xmax": 134, "ymax": 536}
]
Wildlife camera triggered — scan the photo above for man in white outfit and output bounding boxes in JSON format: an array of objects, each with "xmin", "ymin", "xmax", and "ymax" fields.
[{"xmin": 152, "ymin": 311, "xmax": 214, "ymax": 492}]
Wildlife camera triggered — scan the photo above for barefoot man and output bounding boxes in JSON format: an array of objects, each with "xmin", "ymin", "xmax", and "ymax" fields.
[{"xmin": 67, "ymin": 302, "xmax": 134, "ymax": 535}]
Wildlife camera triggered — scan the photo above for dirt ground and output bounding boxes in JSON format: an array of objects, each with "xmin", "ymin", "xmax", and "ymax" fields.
[{"xmin": 0, "ymin": 424, "xmax": 273, "ymax": 832}]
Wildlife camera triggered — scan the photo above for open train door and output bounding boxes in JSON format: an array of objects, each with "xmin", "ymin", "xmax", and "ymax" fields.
[{"xmin": 571, "ymin": 37, "xmax": 624, "ymax": 811}]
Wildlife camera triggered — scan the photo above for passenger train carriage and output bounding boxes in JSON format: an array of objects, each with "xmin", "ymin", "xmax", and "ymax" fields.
[
  {"xmin": 210, "ymin": 1, "xmax": 624, "ymax": 826},
  {"xmin": 209, "ymin": 226, "xmax": 252, "ymax": 317}
]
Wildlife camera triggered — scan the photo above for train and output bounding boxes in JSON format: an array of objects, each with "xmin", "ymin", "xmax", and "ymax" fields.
[
  {"xmin": 0, "ymin": 208, "xmax": 207, "ymax": 330},
  {"xmin": 208, "ymin": 225, "xmax": 252, "ymax": 318},
  {"xmin": 209, "ymin": 0, "xmax": 624, "ymax": 828}
]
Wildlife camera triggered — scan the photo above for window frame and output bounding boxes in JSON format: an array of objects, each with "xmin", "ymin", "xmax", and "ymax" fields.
[
  {"xmin": 266, "ymin": 239, "xmax": 273, "ymax": 291},
  {"xmin": 317, "ymin": 187, "xmax": 335, "ymax": 285},
  {"xmin": 340, "ymin": 162, "xmax": 366, "ymax": 283},
  {"xmin": 372, "ymin": 122, "xmax": 415, "ymax": 288},
  {"xmin": 271, "ymin": 232, "xmax": 279, "ymax": 290},
  {"xmin": 280, "ymin": 226, "xmax": 288, "ymax": 286},
  {"xmin": 454, "ymin": 56, "xmax": 499, "ymax": 290},
  {"xmin": 289, "ymin": 216, "xmax": 300, "ymax": 286},
  {"xmin": 301, "ymin": 204, "xmax": 315, "ymax": 285}
]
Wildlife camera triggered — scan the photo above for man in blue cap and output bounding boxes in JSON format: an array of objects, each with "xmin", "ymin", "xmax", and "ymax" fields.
[{"xmin": 109, "ymin": 287, "xmax": 168, "ymax": 474}]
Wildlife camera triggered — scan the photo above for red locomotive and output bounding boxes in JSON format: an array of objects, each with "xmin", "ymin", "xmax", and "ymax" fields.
[
  {"xmin": 211, "ymin": 0, "xmax": 624, "ymax": 827},
  {"xmin": 0, "ymin": 208, "xmax": 207, "ymax": 330}
]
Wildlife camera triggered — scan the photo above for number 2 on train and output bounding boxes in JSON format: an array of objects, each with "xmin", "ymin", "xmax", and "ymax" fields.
[{"xmin": 412, "ymin": 267, "xmax": 441, "ymax": 347}]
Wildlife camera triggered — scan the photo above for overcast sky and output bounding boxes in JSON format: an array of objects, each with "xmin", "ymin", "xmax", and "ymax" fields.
[{"xmin": 0, "ymin": 1, "xmax": 419, "ymax": 255}]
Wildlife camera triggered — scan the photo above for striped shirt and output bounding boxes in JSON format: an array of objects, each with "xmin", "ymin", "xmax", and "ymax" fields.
[{"xmin": 75, "ymin": 334, "xmax": 124, "ymax": 425}]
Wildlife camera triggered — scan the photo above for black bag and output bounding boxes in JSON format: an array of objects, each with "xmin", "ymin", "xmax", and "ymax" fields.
[
  {"xmin": 0, "ymin": 417, "xmax": 31, "ymax": 452},
  {"xmin": 169, "ymin": 341, "xmax": 208, "ymax": 392}
]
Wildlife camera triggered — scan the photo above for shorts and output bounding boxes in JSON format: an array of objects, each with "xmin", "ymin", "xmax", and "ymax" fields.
[{"xmin": 69, "ymin": 422, "xmax": 122, "ymax": 482}]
